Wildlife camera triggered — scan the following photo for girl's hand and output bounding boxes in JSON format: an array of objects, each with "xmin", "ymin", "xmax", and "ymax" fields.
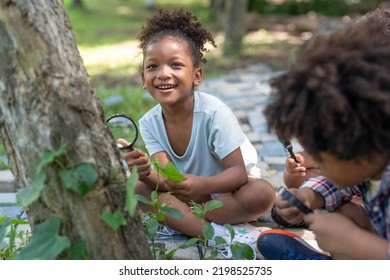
[
  {"xmin": 165, "ymin": 174, "xmax": 206, "ymax": 203},
  {"xmin": 118, "ymin": 138, "xmax": 151, "ymax": 179},
  {"xmin": 285, "ymin": 153, "xmax": 307, "ymax": 177}
]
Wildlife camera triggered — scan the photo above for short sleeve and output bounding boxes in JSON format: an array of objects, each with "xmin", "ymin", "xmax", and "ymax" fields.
[
  {"xmin": 209, "ymin": 106, "xmax": 246, "ymax": 160},
  {"xmin": 139, "ymin": 112, "xmax": 165, "ymax": 156}
]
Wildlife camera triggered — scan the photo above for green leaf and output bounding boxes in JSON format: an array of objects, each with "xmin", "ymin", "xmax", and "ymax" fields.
[
  {"xmin": 125, "ymin": 168, "xmax": 139, "ymax": 217},
  {"xmin": 224, "ymin": 224, "xmax": 235, "ymax": 242},
  {"xmin": 0, "ymin": 216, "xmax": 10, "ymax": 244},
  {"xmin": 190, "ymin": 204, "xmax": 204, "ymax": 219},
  {"xmin": 0, "ymin": 158, "xmax": 9, "ymax": 170},
  {"xmin": 230, "ymin": 243, "xmax": 254, "ymax": 260},
  {"xmin": 151, "ymin": 190, "xmax": 158, "ymax": 201},
  {"xmin": 16, "ymin": 172, "xmax": 47, "ymax": 207},
  {"xmin": 213, "ymin": 236, "xmax": 227, "ymax": 246},
  {"xmin": 100, "ymin": 210, "xmax": 126, "ymax": 231},
  {"xmin": 154, "ymin": 161, "xmax": 184, "ymax": 182},
  {"xmin": 159, "ymin": 248, "xmax": 177, "ymax": 260},
  {"xmin": 66, "ymin": 241, "xmax": 88, "ymax": 260},
  {"xmin": 36, "ymin": 143, "xmax": 67, "ymax": 174},
  {"xmin": 160, "ymin": 206, "xmax": 183, "ymax": 220},
  {"xmin": 10, "ymin": 218, "xmax": 28, "ymax": 225},
  {"xmin": 59, "ymin": 163, "xmax": 98, "ymax": 198},
  {"xmin": 145, "ymin": 217, "xmax": 159, "ymax": 237},
  {"xmin": 16, "ymin": 217, "xmax": 70, "ymax": 260},
  {"xmin": 204, "ymin": 200, "xmax": 223, "ymax": 212},
  {"xmin": 202, "ymin": 223, "xmax": 214, "ymax": 240},
  {"xmin": 153, "ymin": 212, "xmax": 165, "ymax": 222},
  {"xmin": 204, "ymin": 249, "xmax": 219, "ymax": 260},
  {"xmin": 135, "ymin": 194, "xmax": 152, "ymax": 205},
  {"xmin": 180, "ymin": 237, "xmax": 201, "ymax": 249}
]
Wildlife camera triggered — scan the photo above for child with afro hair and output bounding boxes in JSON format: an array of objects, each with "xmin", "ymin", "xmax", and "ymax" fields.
[{"xmin": 261, "ymin": 8, "xmax": 390, "ymax": 259}]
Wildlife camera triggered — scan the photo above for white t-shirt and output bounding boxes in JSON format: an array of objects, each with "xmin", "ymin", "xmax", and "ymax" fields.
[{"xmin": 139, "ymin": 91, "xmax": 258, "ymax": 177}]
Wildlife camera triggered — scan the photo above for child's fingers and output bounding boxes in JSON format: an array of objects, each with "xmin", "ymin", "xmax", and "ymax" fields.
[{"xmin": 117, "ymin": 138, "xmax": 130, "ymax": 147}]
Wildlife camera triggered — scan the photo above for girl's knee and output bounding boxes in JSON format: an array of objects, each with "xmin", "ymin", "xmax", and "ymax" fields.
[{"xmin": 247, "ymin": 179, "xmax": 276, "ymax": 212}]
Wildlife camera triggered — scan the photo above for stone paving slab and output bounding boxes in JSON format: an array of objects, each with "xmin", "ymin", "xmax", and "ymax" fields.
[{"xmin": 0, "ymin": 170, "xmax": 15, "ymax": 193}]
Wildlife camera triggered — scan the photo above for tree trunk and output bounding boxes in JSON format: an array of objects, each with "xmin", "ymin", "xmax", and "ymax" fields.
[
  {"xmin": 0, "ymin": 0, "xmax": 151, "ymax": 259},
  {"xmin": 223, "ymin": 0, "xmax": 248, "ymax": 57}
]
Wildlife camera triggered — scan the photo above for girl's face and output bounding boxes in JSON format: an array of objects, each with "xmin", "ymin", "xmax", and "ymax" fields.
[{"xmin": 142, "ymin": 36, "xmax": 202, "ymax": 108}]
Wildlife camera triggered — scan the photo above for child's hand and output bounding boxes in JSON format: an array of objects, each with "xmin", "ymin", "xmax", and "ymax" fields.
[
  {"xmin": 165, "ymin": 174, "xmax": 206, "ymax": 203},
  {"xmin": 118, "ymin": 138, "xmax": 151, "ymax": 179},
  {"xmin": 284, "ymin": 153, "xmax": 307, "ymax": 177},
  {"xmin": 304, "ymin": 212, "xmax": 363, "ymax": 259},
  {"xmin": 274, "ymin": 188, "xmax": 309, "ymax": 225}
]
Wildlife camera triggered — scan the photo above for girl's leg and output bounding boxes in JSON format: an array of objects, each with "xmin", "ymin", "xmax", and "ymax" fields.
[{"xmin": 205, "ymin": 178, "xmax": 276, "ymax": 224}]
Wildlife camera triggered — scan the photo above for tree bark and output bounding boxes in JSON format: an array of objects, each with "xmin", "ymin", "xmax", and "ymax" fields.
[
  {"xmin": 0, "ymin": 0, "xmax": 151, "ymax": 259},
  {"xmin": 223, "ymin": 0, "xmax": 248, "ymax": 57}
]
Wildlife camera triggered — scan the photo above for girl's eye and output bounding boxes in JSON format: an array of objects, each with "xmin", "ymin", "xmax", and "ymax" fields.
[
  {"xmin": 146, "ymin": 64, "xmax": 157, "ymax": 70},
  {"xmin": 172, "ymin": 63, "xmax": 182, "ymax": 68}
]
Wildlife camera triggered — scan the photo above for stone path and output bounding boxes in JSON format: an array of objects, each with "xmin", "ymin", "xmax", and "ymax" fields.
[{"xmin": 0, "ymin": 63, "xmax": 321, "ymax": 260}]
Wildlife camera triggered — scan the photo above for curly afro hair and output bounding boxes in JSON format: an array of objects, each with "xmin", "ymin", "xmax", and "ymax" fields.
[
  {"xmin": 137, "ymin": 8, "xmax": 216, "ymax": 67},
  {"xmin": 264, "ymin": 9, "xmax": 390, "ymax": 162}
]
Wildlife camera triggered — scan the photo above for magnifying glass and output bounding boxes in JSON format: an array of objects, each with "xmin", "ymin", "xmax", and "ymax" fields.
[
  {"xmin": 106, "ymin": 114, "xmax": 138, "ymax": 151},
  {"xmin": 277, "ymin": 187, "xmax": 313, "ymax": 214}
]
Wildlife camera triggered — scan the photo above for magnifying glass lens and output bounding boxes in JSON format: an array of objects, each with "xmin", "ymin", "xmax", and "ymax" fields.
[{"xmin": 106, "ymin": 114, "xmax": 138, "ymax": 150}]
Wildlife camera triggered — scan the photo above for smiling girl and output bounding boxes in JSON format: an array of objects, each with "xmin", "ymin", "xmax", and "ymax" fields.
[{"xmin": 119, "ymin": 8, "xmax": 275, "ymax": 254}]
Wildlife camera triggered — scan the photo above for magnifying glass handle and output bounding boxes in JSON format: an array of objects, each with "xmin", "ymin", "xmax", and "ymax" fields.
[{"xmin": 281, "ymin": 140, "xmax": 299, "ymax": 163}]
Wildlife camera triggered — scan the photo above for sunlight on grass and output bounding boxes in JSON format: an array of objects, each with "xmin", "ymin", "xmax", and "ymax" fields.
[{"xmin": 79, "ymin": 40, "xmax": 142, "ymax": 75}]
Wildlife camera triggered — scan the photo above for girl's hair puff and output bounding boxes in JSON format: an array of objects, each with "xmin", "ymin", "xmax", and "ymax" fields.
[{"xmin": 138, "ymin": 8, "xmax": 216, "ymax": 67}]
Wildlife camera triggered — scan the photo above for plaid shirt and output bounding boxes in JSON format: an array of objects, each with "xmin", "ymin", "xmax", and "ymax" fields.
[{"xmin": 300, "ymin": 161, "xmax": 390, "ymax": 259}]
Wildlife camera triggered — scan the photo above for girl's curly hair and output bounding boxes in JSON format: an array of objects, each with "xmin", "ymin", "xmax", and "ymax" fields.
[
  {"xmin": 138, "ymin": 8, "xmax": 216, "ymax": 67},
  {"xmin": 264, "ymin": 9, "xmax": 390, "ymax": 162}
]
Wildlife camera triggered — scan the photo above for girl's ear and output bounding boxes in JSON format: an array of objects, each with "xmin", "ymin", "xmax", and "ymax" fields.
[
  {"xmin": 193, "ymin": 68, "xmax": 203, "ymax": 87},
  {"xmin": 141, "ymin": 71, "xmax": 145, "ymax": 86}
]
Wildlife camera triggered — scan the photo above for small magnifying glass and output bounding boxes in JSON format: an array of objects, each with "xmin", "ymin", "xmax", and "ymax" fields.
[{"xmin": 106, "ymin": 114, "xmax": 138, "ymax": 151}]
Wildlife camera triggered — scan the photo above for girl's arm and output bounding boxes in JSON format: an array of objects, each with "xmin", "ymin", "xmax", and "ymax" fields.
[
  {"xmin": 198, "ymin": 147, "xmax": 248, "ymax": 194},
  {"xmin": 165, "ymin": 147, "xmax": 249, "ymax": 202}
]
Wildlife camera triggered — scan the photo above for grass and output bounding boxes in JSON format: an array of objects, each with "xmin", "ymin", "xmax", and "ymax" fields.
[{"xmin": 64, "ymin": 0, "xmax": 213, "ymax": 47}]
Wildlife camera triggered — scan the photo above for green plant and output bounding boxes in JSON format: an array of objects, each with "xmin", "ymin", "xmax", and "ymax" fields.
[
  {"xmin": 139, "ymin": 159, "xmax": 255, "ymax": 260},
  {"xmin": 134, "ymin": 160, "xmax": 184, "ymax": 259},
  {"xmin": 179, "ymin": 200, "xmax": 255, "ymax": 260},
  {"xmin": 9, "ymin": 144, "xmax": 98, "ymax": 259},
  {"xmin": 0, "ymin": 216, "xmax": 30, "ymax": 260}
]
